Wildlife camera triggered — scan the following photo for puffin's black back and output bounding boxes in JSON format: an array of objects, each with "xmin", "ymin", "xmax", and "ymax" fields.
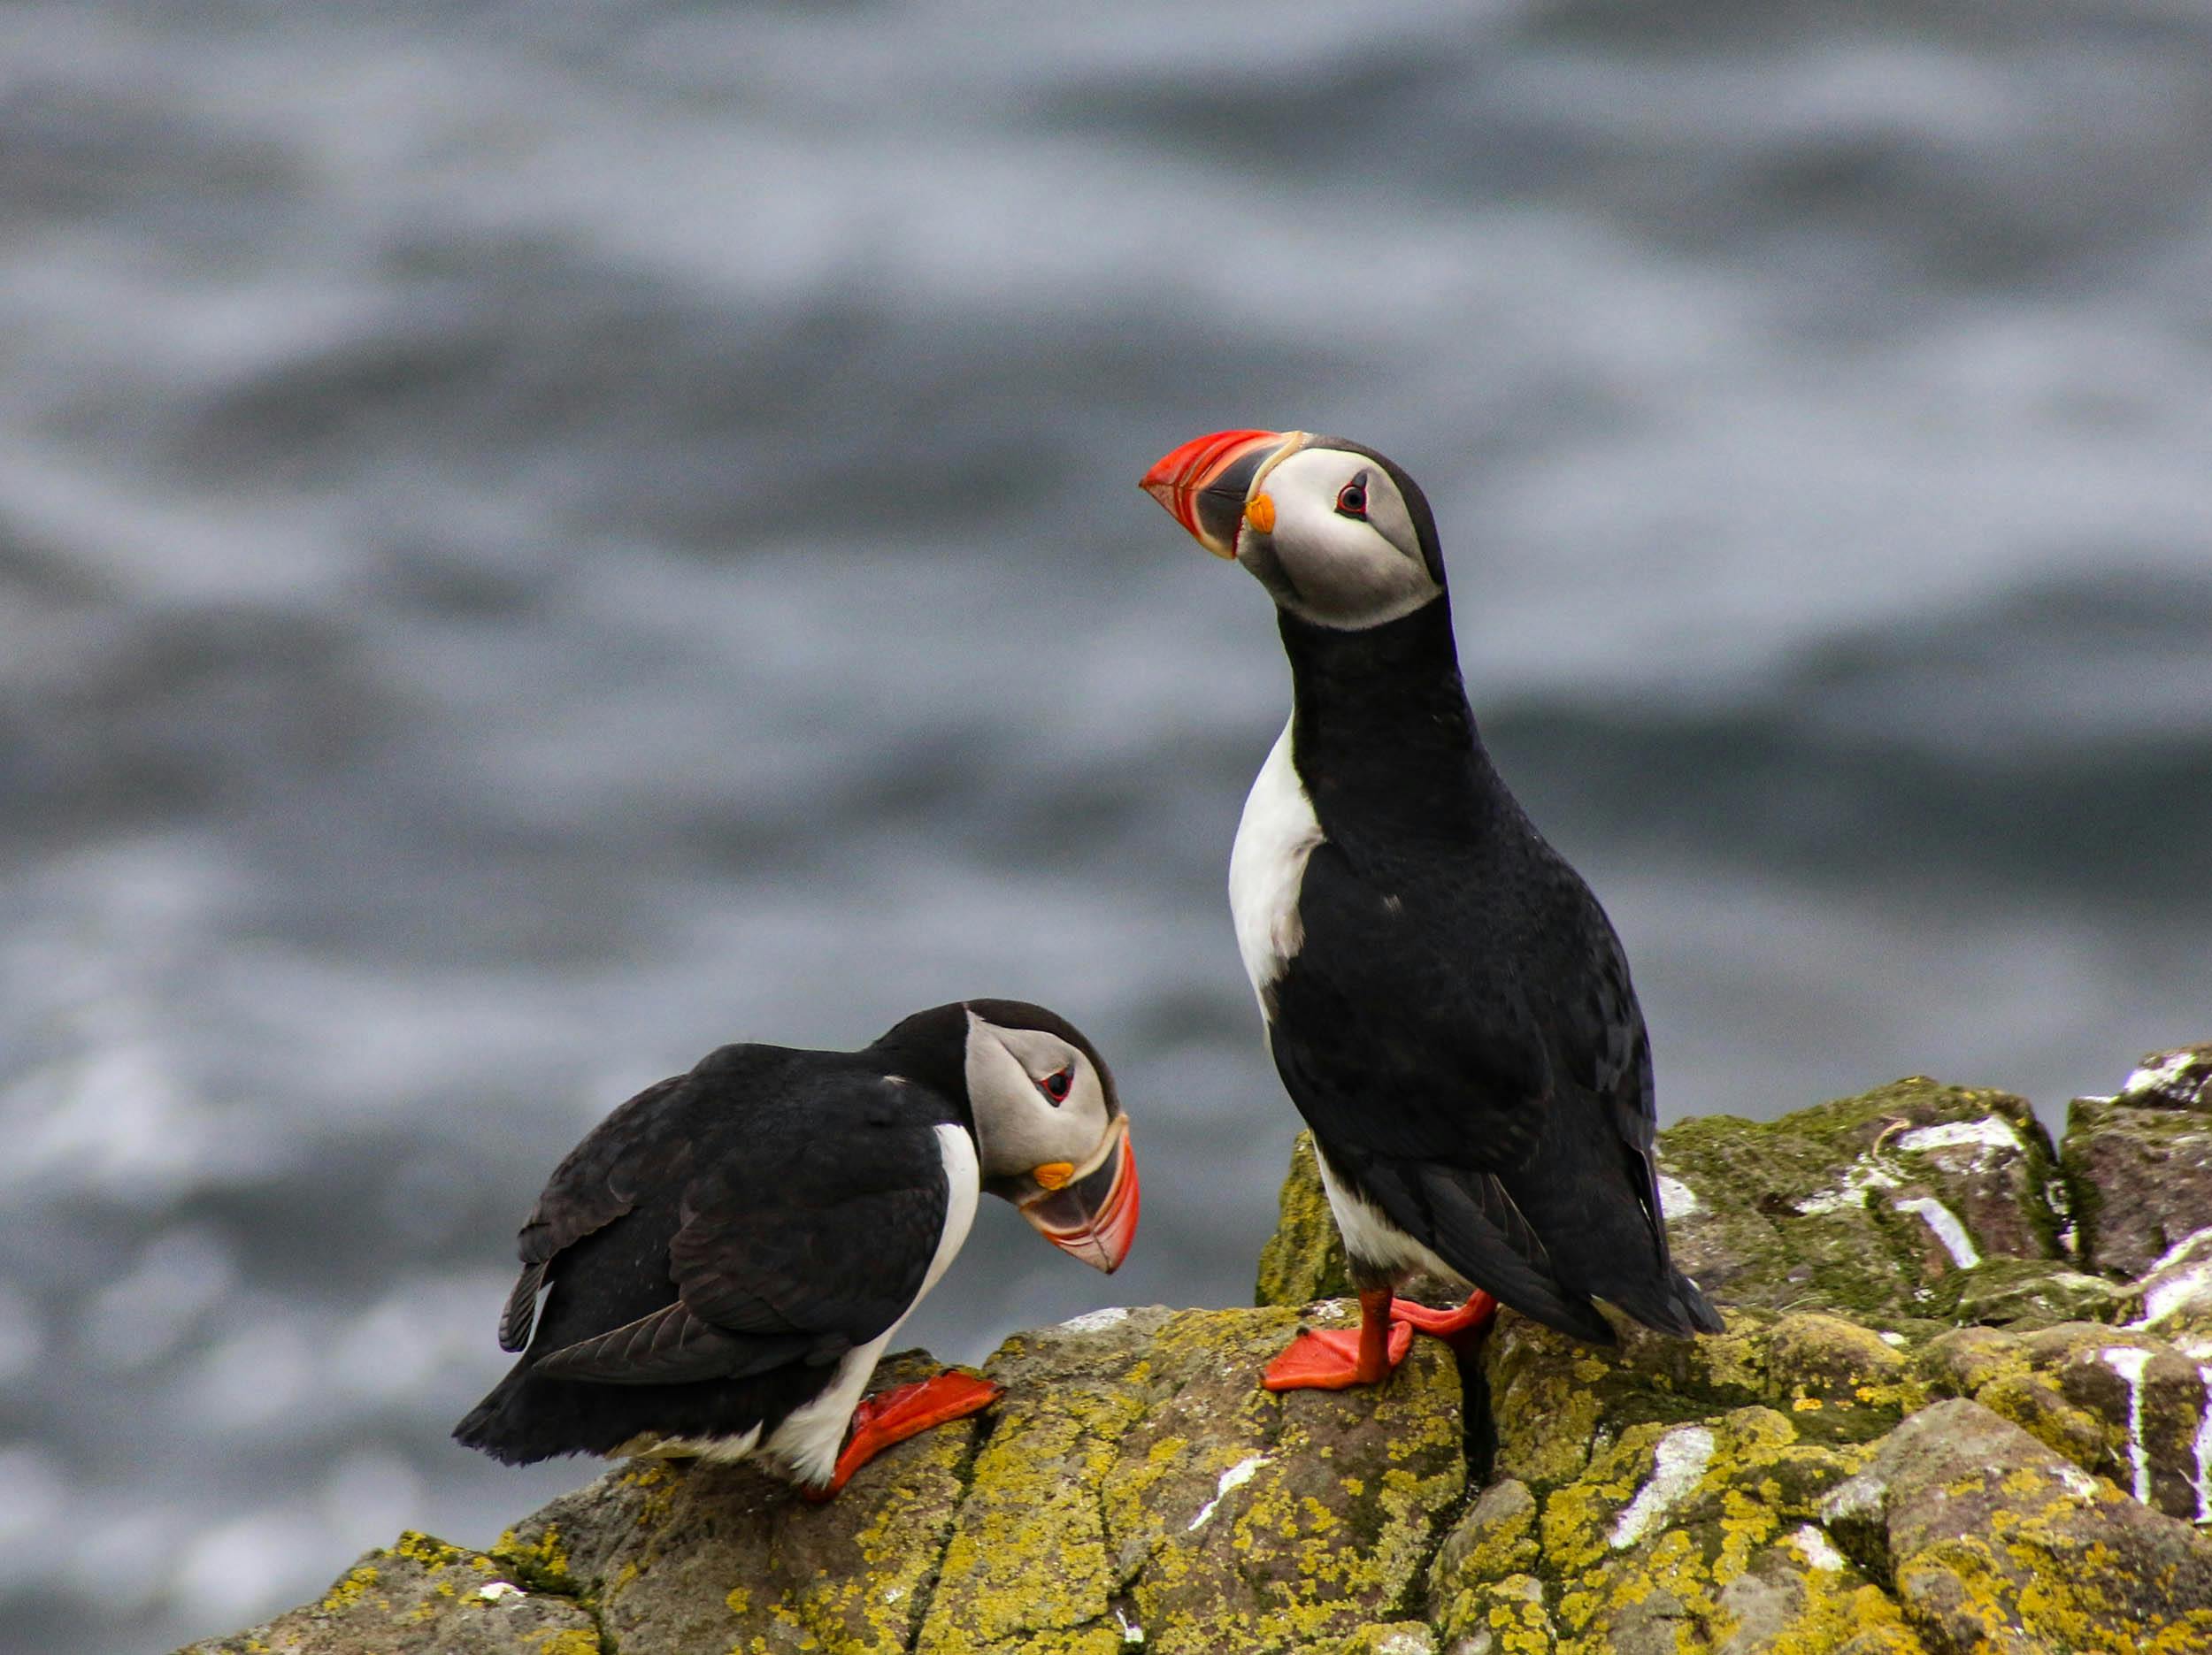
[
  {"xmin": 1266, "ymin": 599, "xmax": 1721, "ymax": 1341},
  {"xmin": 454, "ymin": 1040, "xmax": 965, "ymax": 1464}
]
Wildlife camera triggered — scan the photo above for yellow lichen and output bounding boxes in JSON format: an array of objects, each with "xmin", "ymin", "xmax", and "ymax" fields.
[
  {"xmin": 526, "ymin": 1630, "xmax": 603, "ymax": 1655},
  {"xmin": 391, "ymin": 1529, "xmax": 489, "ymax": 1573},
  {"xmin": 318, "ymin": 1562, "xmax": 381, "ymax": 1615},
  {"xmin": 493, "ymin": 1522, "xmax": 576, "ymax": 1594}
]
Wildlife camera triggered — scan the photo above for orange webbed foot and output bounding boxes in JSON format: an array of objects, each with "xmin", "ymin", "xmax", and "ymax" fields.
[
  {"xmin": 803, "ymin": 1370, "xmax": 1003, "ymax": 1501},
  {"xmin": 1261, "ymin": 1320, "xmax": 1412, "ymax": 1391},
  {"xmin": 1389, "ymin": 1290, "xmax": 1497, "ymax": 1343}
]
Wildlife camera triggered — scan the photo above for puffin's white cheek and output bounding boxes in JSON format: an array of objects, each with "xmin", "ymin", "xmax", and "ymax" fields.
[{"xmin": 1272, "ymin": 515, "xmax": 1434, "ymax": 627}]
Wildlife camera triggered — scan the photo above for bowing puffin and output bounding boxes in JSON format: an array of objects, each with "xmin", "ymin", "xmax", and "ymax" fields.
[
  {"xmin": 454, "ymin": 999, "xmax": 1139, "ymax": 1495},
  {"xmin": 1141, "ymin": 429, "xmax": 1720, "ymax": 1391}
]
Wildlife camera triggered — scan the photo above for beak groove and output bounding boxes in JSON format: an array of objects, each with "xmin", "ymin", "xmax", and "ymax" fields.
[
  {"xmin": 1018, "ymin": 1116, "xmax": 1140, "ymax": 1275},
  {"xmin": 1140, "ymin": 429, "xmax": 1300, "ymax": 557}
]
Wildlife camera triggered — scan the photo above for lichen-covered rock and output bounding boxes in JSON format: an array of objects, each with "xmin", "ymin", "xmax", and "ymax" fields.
[
  {"xmin": 1332, "ymin": 1620, "xmax": 1440, "ymax": 1654},
  {"xmin": 1483, "ymin": 1308, "xmax": 1919, "ymax": 1494},
  {"xmin": 2062, "ymin": 1044, "xmax": 2212, "ymax": 1278},
  {"xmin": 1821, "ymin": 1398, "xmax": 2212, "ymax": 1652},
  {"xmin": 923, "ymin": 1303, "xmax": 1465, "ymax": 1654},
  {"xmin": 281, "ymin": 1311, "xmax": 1463, "ymax": 1655},
  {"xmin": 178, "ymin": 1530, "xmax": 599, "ymax": 1655},
  {"xmin": 1916, "ymin": 1320, "xmax": 2212, "ymax": 1525},
  {"xmin": 495, "ymin": 1350, "xmax": 983, "ymax": 1654},
  {"xmin": 1947, "ymin": 1256, "xmax": 2135, "ymax": 1329},
  {"xmin": 180, "ymin": 1047, "xmax": 2212, "ymax": 1655},
  {"xmin": 1463, "ymin": 1311, "xmax": 1927, "ymax": 1653}
]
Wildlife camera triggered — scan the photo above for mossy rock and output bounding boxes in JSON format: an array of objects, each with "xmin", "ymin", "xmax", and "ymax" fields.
[
  {"xmin": 1657, "ymin": 1077, "xmax": 2064, "ymax": 1327},
  {"xmin": 180, "ymin": 1047, "xmax": 2212, "ymax": 1655},
  {"xmin": 1454, "ymin": 1393, "xmax": 1916, "ymax": 1653},
  {"xmin": 1466, "ymin": 1310, "xmax": 1933, "ymax": 1652},
  {"xmin": 1947, "ymin": 1256, "xmax": 2134, "ymax": 1329},
  {"xmin": 1255, "ymin": 1131, "xmax": 1354, "ymax": 1307},
  {"xmin": 396, "ymin": 1311, "xmax": 1467, "ymax": 1655},
  {"xmin": 1916, "ymin": 1320, "xmax": 2212, "ymax": 1525},
  {"xmin": 1331, "ymin": 1621, "xmax": 1440, "ymax": 1654},
  {"xmin": 1484, "ymin": 1307, "xmax": 1923, "ymax": 1493},
  {"xmin": 1257, "ymin": 1080, "xmax": 2070, "ymax": 1334},
  {"xmin": 495, "ymin": 1348, "xmax": 984, "ymax": 1655}
]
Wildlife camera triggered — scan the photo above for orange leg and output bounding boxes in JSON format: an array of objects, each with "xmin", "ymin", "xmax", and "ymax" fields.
[
  {"xmin": 1263, "ymin": 1286, "xmax": 1409, "ymax": 1391},
  {"xmin": 1262, "ymin": 1288, "xmax": 1497, "ymax": 1393},
  {"xmin": 802, "ymin": 1371, "xmax": 1002, "ymax": 1501}
]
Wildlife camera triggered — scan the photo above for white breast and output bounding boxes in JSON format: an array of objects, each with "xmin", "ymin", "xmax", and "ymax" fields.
[
  {"xmin": 1313, "ymin": 1145, "xmax": 1461, "ymax": 1282},
  {"xmin": 1228, "ymin": 720, "xmax": 1325, "ymax": 1005}
]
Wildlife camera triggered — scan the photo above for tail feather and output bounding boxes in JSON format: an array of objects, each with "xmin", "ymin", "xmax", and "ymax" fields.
[
  {"xmin": 1672, "ymin": 1271, "xmax": 1726, "ymax": 1336},
  {"xmin": 1414, "ymin": 1170, "xmax": 1619, "ymax": 1345},
  {"xmin": 1596, "ymin": 1266, "xmax": 1725, "ymax": 1339},
  {"xmin": 452, "ymin": 1368, "xmax": 541, "ymax": 1465},
  {"xmin": 452, "ymin": 1362, "xmax": 626, "ymax": 1466}
]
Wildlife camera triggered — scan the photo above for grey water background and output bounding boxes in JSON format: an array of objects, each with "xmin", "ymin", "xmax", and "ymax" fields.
[{"xmin": 4, "ymin": 0, "xmax": 2210, "ymax": 1647}]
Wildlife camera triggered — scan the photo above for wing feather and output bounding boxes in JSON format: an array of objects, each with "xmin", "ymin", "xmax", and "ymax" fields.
[{"xmin": 501, "ymin": 1060, "xmax": 959, "ymax": 1385}]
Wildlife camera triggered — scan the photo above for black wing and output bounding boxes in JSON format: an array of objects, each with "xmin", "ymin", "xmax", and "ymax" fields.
[
  {"xmin": 1563, "ymin": 900, "xmax": 1671, "ymax": 1264},
  {"xmin": 499, "ymin": 1074, "xmax": 688, "ymax": 1351},
  {"xmin": 1270, "ymin": 839, "xmax": 1696, "ymax": 1340},
  {"xmin": 503, "ymin": 1054, "xmax": 958, "ymax": 1385},
  {"xmin": 1546, "ymin": 904, "xmax": 1721, "ymax": 1333},
  {"xmin": 1268, "ymin": 840, "xmax": 1554, "ymax": 1172}
]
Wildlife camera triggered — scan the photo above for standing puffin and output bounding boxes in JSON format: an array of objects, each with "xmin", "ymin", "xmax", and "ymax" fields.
[
  {"xmin": 454, "ymin": 1000, "xmax": 1139, "ymax": 1494},
  {"xmin": 1141, "ymin": 429, "xmax": 1720, "ymax": 1391}
]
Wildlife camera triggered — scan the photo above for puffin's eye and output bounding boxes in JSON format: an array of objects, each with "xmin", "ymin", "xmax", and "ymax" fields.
[
  {"xmin": 1040, "ymin": 1067, "xmax": 1072, "ymax": 1105},
  {"xmin": 1335, "ymin": 478, "xmax": 1368, "ymax": 520}
]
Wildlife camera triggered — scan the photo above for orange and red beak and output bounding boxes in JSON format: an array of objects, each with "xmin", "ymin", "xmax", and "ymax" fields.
[
  {"xmin": 1140, "ymin": 429, "xmax": 1305, "ymax": 557},
  {"xmin": 1018, "ymin": 1115, "xmax": 1140, "ymax": 1275}
]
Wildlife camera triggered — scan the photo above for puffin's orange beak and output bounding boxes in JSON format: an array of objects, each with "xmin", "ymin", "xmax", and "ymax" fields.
[
  {"xmin": 1018, "ymin": 1116, "xmax": 1140, "ymax": 1275},
  {"xmin": 1140, "ymin": 429, "xmax": 1301, "ymax": 558}
]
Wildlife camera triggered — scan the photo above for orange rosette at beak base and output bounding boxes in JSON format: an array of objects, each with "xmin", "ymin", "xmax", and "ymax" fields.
[
  {"xmin": 1018, "ymin": 1116, "xmax": 1140, "ymax": 1274},
  {"xmin": 1140, "ymin": 428, "xmax": 1295, "ymax": 557}
]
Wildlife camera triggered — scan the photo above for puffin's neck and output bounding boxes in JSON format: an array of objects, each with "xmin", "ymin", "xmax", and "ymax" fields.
[
  {"xmin": 1277, "ymin": 597, "xmax": 1506, "ymax": 844},
  {"xmin": 867, "ymin": 1004, "xmax": 977, "ymax": 1130}
]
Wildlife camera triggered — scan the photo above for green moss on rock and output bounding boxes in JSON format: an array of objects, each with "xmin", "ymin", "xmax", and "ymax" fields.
[
  {"xmin": 1658, "ymin": 1078, "xmax": 2062, "ymax": 1326},
  {"xmin": 500, "ymin": 1349, "xmax": 987, "ymax": 1655},
  {"xmin": 1331, "ymin": 1620, "xmax": 1440, "ymax": 1654},
  {"xmin": 1255, "ymin": 1132, "xmax": 1353, "ymax": 1307},
  {"xmin": 1915, "ymin": 1320, "xmax": 2212, "ymax": 1524}
]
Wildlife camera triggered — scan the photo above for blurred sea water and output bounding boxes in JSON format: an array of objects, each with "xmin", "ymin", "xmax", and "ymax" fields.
[{"xmin": 2, "ymin": 2, "xmax": 2209, "ymax": 1647}]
